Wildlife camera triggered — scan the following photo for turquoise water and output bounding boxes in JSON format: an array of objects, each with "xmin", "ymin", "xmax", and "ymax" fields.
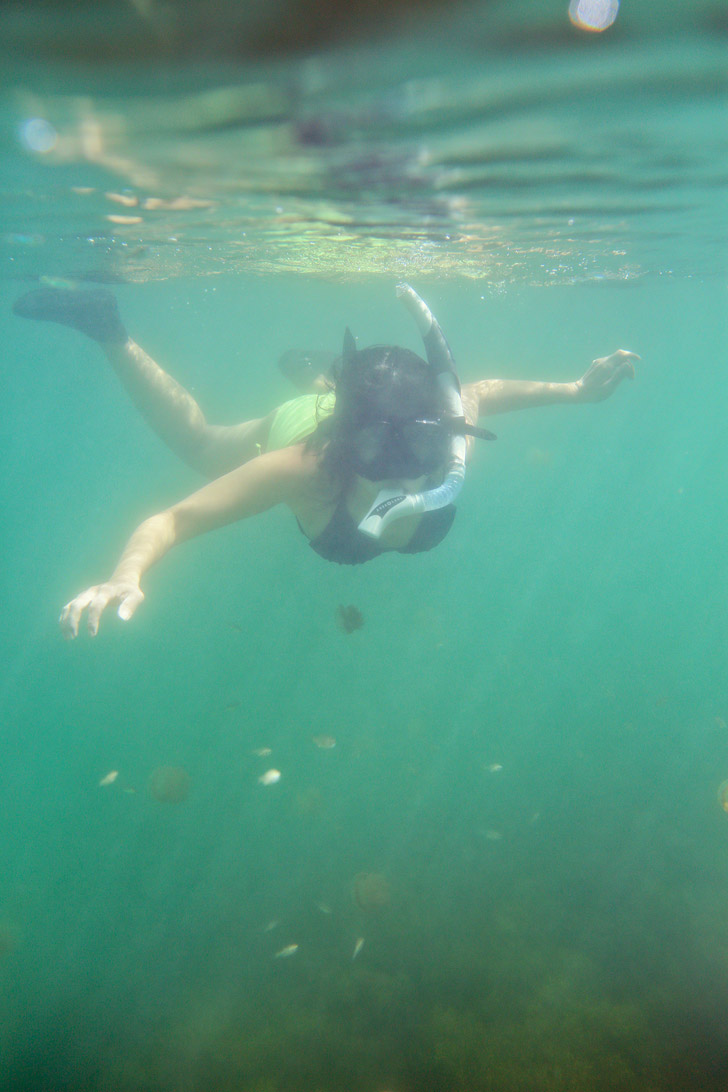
[{"xmin": 2, "ymin": 3, "xmax": 728, "ymax": 1090}]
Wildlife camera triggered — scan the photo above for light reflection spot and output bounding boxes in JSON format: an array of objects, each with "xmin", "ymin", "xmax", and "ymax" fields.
[
  {"xmin": 568, "ymin": 0, "xmax": 619, "ymax": 31},
  {"xmin": 19, "ymin": 118, "xmax": 58, "ymax": 153}
]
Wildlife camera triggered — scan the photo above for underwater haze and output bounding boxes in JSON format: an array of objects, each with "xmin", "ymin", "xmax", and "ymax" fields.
[{"xmin": 2, "ymin": 1, "xmax": 728, "ymax": 1090}]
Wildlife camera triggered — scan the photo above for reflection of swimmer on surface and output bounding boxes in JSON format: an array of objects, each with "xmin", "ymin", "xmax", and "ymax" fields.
[{"xmin": 13, "ymin": 283, "xmax": 639, "ymax": 638}]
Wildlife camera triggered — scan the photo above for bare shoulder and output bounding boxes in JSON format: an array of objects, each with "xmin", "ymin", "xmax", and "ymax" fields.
[
  {"xmin": 263, "ymin": 442, "xmax": 320, "ymax": 481},
  {"xmin": 258, "ymin": 442, "xmax": 328, "ymax": 505},
  {"xmin": 268, "ymin": 442, "xmax": 338, "ymax": 527}
]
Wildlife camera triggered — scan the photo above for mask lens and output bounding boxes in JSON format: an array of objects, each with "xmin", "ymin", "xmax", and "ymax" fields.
[
  {"xmin": 351, "ymin": 422, "xmax": 391, "ymax": 466},
  {"xmin": 350, "ymin": 421, "xmax": 414, "ymax": 480},
  {"xmin": 350, "ymin": 418, "xmax": 449, "ymax": 480},
  {"xmin": 401, "ymin": 419, "xmax": 449, "ymax": 469}
]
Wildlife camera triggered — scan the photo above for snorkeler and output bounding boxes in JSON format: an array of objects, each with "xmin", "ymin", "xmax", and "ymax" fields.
[{"xmin": 12, "ymin": 282, "xmax": 638, "ymax": 637}]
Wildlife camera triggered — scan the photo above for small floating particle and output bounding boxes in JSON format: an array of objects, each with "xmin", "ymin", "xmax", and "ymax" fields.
[
  {"xmin": 718, "ymin": 780, "xmax": 728, "ymax": 814},
  {"xmin": 295, "ymin": 786, "xmax": 324, "ymax": 817},
  {"xmin": 487, "ymin": 763, "xmax": 503, "ymax": 773},
  {"xmin": 143, "ymin": 196, "xmax": 214, "ymax": 211},
  {"xmin": 315, "ymin": 901, "xmax": 332, "ymax": 915},
  {"xmin": 352, "ymin": 872, "xmax": 390, "ymax": 913},
  {"xmin": 352, "ymin": 936, "xmax": 365, "ymax": 960},
  {"xmin": 123, "ymin": 787, "xmax": 137, "ymax": 795},
  {"xmin": 105, "ymin": 191, "xmax": 138, "ymax": 207},
  {"xmin": 484, "ymin": 829, "xmax": 503, "ymax": 841},
  {"xmin": 313, "ymin": 735, "xmax": 336, "ymax": 750},
  {"xmin": 259, "ymin": 769, "xmax": 281, "ymax": 786},
  {"xmin": 71, "ymin": 186, "xmax": 96, "ymax": 195},
  {"xmin": 8, "ymin": 233, "xmax": 45, "ymax": 247},
  {"xmin": 263, "ymin": 919, "xmax": 279, "ymax": 933},
  {"xmin": 274, "ymin": 943, "xmax": 298, "ymax": 958},
  {"xmin": 98, "ymin": 770, "xmax": 119, "ymax": 787},
  {"xmin": 252, "ymin": 747, "xmax": 272, "ymax": 757},
  {"xmin": 336, "ymin": 604, "xmax": 364, "ymax": 634},
  {"xmin": 525, "ymin": 446, "xmax": 554, "ymax": 467},
  {"xmin": 149, "ymin": 765, "xmax": 191, "ymax": 804},
  {"xmin": 0, "ymin": 918, "xmax": 21, "ymax": 959},
  {"xmin": 106, "ymin": 214, "xmax": 143, "ymax": 225}
]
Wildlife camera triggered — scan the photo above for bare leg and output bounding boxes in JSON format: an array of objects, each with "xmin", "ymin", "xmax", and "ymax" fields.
[
  {"xmin": 102, "ymin": 338, "xmax": 271, "ymax": 478},
  {"xmin": 14, "ymin": 286, "xmax": 270, "ymax": 479}
]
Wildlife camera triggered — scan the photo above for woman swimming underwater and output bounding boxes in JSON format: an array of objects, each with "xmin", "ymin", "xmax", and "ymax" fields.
[{"xmin": 13, "ymin": 283, "xmax": 638, "ymax": 637}]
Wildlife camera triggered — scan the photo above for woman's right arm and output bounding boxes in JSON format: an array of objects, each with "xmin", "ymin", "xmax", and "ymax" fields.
[{"xmin": 60, "ymin": 444, "xmax": 314, "ymax": 638}]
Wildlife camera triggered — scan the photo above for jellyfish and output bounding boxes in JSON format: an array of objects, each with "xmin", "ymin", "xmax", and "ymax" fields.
[
  {"xmin": 352, "ymin": 872, "xmax": 390, "ymax": 913},
  {"xmin": 149, "ymin": 765, "xmax": 191, "ymax": 804}
]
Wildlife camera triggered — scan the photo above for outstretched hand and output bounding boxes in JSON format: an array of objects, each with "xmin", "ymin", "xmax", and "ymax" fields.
[
  {"xmin": 575, "ymin": 350, "xmax": 640, "ymax": 403},
  {"xmin": 60, "ymin": 581, "xmax": 144, "ymax": 639}
]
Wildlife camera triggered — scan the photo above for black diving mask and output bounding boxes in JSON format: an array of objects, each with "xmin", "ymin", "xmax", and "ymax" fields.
[{"xmin": 350, "ymin": 415, "xmax": 495, "ymax": 482}]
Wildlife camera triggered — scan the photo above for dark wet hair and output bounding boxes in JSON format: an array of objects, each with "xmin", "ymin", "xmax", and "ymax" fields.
[{"xmin": 305, "ymin": 344, "xmax": 445, "ymax": 487}]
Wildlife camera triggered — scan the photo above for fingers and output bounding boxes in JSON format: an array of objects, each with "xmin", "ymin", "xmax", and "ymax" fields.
[
  {"xmin": 591, "ymin": 349, "xmax": 641, "ymax": 369},
  {"xmin": 612, "ymin": 349, "xmax": 640, "ymax": 377},
  {"xmin": 86, "ymin": 586, "xmax": 115, "ymax": 637},
  {"xmin": 589, "ymin": 362, "xmax": 637, "ymax": 402},
  {"xmin": 59, "ymin": 583, "xmax": 143, "ymax": 638},
  {"xmin": 595, "ymin": 370, "xmax": 627, "ymax": 400},
  {"xmin": 118, "ymin": 588, "xmax": 144, "ymax": 622},
  {"xmin": 605, "ymin": 359, "xmax": 635, "ymax": 386},
  {"xmin": 59, "ymin": 586, "xmax": 99, "ymax": 639},
  {"xmin": 583, "ymin": 349, "xmax": 640, "ymax": 400}
]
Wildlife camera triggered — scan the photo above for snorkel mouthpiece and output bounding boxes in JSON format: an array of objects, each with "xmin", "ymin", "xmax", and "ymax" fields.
[{"xmin": 358, "ymin": 284, "xmax": 469, "ymax": 540}]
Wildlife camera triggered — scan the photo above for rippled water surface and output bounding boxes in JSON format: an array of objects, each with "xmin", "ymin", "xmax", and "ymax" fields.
[{"xmin": 3, "ymin": 1, "xmax": 727, "ymax": 285}]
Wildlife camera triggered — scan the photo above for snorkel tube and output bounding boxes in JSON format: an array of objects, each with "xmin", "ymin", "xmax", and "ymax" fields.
[{"xmin": 358, "ymin": 283, "xmax": 481, "ymax": 540}]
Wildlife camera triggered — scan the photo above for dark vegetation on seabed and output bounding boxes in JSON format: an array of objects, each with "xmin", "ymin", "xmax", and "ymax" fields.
[{"xmin": 3, "ymin": 684, "xmax": 728, "ymax": 1092}]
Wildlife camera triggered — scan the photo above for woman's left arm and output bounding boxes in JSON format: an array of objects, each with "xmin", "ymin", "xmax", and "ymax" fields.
[{"xmin": 462, "ymin": 350, "xmax": 640, "ymax": 419}]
